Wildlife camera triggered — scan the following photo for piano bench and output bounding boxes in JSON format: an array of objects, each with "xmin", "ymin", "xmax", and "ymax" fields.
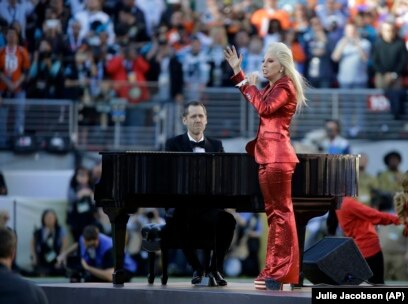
[{"xmin": 141, "ymin": 223, "xmax": 214, "ymax": 285}]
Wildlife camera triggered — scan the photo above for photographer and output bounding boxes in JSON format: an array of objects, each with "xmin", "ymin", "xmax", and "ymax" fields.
[
  {"xmin": 27, "ymin": 39, "xmax": 65, "ymax": 99},
  {"xmin": 58, "ymin": 225, "xmax": 137, "ymax": 282},
  {"xmin": 126, "ymin": 208, "xmax": 164, "ymax": 276},
  {"xmin": 66, "ymin": 166, "xmax": 99, "ymax": 242}
]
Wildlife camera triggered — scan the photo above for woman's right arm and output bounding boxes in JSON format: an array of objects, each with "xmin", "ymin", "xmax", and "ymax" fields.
[{"xmin": 224, "ymin": 45, "xmax": 243, "ymax": 76}]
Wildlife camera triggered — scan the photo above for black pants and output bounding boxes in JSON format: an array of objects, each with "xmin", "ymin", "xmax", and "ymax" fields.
[
  {"xmin": 365, "ymin": 250, "xmax": 384, "ymax": 284},
  {"xmin": 166, "ymin": 208, "xmax": 236, "ymax": 274}
]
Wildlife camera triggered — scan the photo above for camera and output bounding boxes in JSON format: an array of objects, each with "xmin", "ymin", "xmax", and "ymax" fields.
[
  {"xmin": 45, "ymin": 19, "xmax": 61, "ymax": 29},
  {"xmin": 66, "ymin": 256, "xmax": 86, "ymax": 283}
]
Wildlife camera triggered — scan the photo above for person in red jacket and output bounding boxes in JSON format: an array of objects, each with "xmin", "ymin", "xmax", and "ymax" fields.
[
  {"xmin": 105, "ymin": 44, "xmax": 149, "ymax": 104},
  {"xmin": 336, "ymin": 196, "xmax": 403, "ymax": 284},
  {"xmin": 224, "ymin": 42, "xmax": 307, "ymax": 290}
]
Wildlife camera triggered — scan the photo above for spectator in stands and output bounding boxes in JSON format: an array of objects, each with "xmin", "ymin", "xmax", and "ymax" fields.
[
  {"xmin": 137, "ymin": 0, "xmax": 165, "ymax": 37},
  {"xmin": 114, "ymin": 0, "xmax": 149, "ymax": 43},
  {"xmin": 142, "ymin": 28, "xmax": 183, "ymax": 137},
  {"xmin": 182, "ymin": 37, "xmax": 209, "ymax": 101},
  {"xmin": 336, "ymin": 196, "xmax": 403, "ymax": 284},
  {"xmin": 250, "ymin": 0, "xmax": 291, "ymax": 37},
  {"xmin": 313, "ymin": 119, "xmax": 350, "ymax": 238},
  {"xmin": 319, "ymin": 119, "xmax": 350, "ymax": 154},
  {"xmin": 48, "ymin": 0, "xmax": 70, "ymax": 31},
  {"xmin": 160, "ymin": 0, "xmax": 185, "ymax": 29},
  {"xmin": 67, "ymin": 165, "xmax": 98, "ymax": 242},
  {"xmin": 30, "ymin": 209, "xmax": 68, "ymax": 276},
  {"xmin": 40, "ymin": 14, "xmax": 65, "ymax": 55},
  {"xmin": 58, "ymin": 225, "xmax": 136, "ymax": 282},
  {"xmin": 206, "ymin": 26, "xmax": 230, "ymax": 88},
  {"xmin": 332, "ymin": 22, "xmax": 371, "ymax": 89},
  {"xmin": 394, "ymin": 172, "xmax": 408, "ymax": 224},
  {"xmin": 74, "ymin": 0, "xmax": 115, "ymax": 45},
  {"xmin": 305, "ymin": 17, "xmax": 334, "ymax": 88},
  {"xmin": 63, "ymin": 49, "xmax": 92, "ymax": 103},
  {"xmin": 0, "ymin": 228, "xmax": 49, "ymax": 304},
  {"xmin": 165, "ymin": 9, "xmax": 193, "ymax": 51},
  {"xmin": 315, "ymin": 0, "xmax": 347, "ymax": 32},
  {"xmin": 392, "ymin": 0, "xmax": 408, "ymax": 39},
  {"xmin": 331, "ymin": 22, "xmax": 371, "ymax": 136},
  {"xmin": 354, "ymin": 10, "xmax": 377, "ymax": 45},
  {"xmin": 377, "ymin": 170, "xmax": 408, "ymax": 281},
  {"xmin": 284, "ymin": 30, "xmax": 306, "ymax": 75},
  {"xmin": 243, "ymin": 35, "xmax": 264, "ymax": 83},
  {"xmin": 357, "ymin": 153, "xmax": 379, "ymax": 205},
  {"xmin": 0, "ymin": 0, "xmax": 38, "ymax": 40},
  {"xmin": 63, "ymin": 18, "xmax": 86, "ymax": 65},
  {"xmin": 27, "ymin": 39, "xmax": 64, "ymax": 99},
  {"xmin": 0, "ymin": 26, "xmax": 30, "ymax": 136},
  {"xmin": 262, "ymin": 19, "xmax": 284, "ymax": 54},
  {"xmin": 372, "ymin": 19, "xmax": 408, "ymax": 120},
  {"xmin": 105, "ymin": 43, "xmax": 150, "ymax": 105},
  {"xmin": 292, "ymin": 3, "xmax": 311, "ymax": 40},
  {"xmin": 377, "ymin": 151, "xmax": 404, "ymax": 196},
  {"xmin": 0, "ymin": 171, "xmax": 7, "ymax": 195}
]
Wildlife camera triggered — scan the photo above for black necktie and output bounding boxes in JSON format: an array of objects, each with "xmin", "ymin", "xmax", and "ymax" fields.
[{"xmin": 190, "ymin": 140, "xmax": 205, "ymax": 149}]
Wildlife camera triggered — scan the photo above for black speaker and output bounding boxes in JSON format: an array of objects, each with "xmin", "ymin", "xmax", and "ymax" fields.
[{"xmin": 303, "ymin": 237, "xmax": 373, "ymax": 285}]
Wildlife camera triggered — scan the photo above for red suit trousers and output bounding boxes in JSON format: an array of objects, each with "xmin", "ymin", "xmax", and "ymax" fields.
[{"xmin": 258, "ymin": 162, "xmax": 299, "ymax": 284}]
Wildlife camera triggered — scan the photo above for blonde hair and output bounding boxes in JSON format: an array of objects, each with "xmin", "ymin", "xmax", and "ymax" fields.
[{"xmin": 266, "ymin": 42, "xmax": 308, "ymax": 111}]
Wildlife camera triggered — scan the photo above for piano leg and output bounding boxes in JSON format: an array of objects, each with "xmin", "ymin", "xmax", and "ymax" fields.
[
  {"xmin": 103, "ymin": 207, "xmax": 129, "ymax": 286},
  {"xmin": 148, "ymin": 252, "xmax": 156, "ymax": 284},
  {"xmin": 161, "ymin": 246, "xmax": 169, "ymax": 285}
]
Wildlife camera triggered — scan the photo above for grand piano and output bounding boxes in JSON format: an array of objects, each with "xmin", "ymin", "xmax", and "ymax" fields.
[{"xmin": 94, "ymin": 152, "xmax": 359, "ymax": 286}]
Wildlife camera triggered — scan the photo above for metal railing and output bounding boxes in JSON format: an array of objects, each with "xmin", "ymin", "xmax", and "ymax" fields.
[
  {"xmin": 1, "ymin": 86, "xmax": 407, "ymax": 152},
  {"xmin": 0, "ymin": 99, "xmax": 77, "ymax": 149}
]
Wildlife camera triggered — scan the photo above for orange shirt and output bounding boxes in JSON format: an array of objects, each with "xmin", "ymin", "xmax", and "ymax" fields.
[
  {"xmin": 336, "ymin": 197, "xmax": 400, "ymax": 258},
  {"xmin": 0, "ymin": 45, "xmax": 30, "ymax": 92},
  {"xmin": 250, "ymin": 8, "xmax": 291, "ymax": 37},
  {"xmin": 291, "ymin": 42, "xmax": 306, "ymax": 64}
]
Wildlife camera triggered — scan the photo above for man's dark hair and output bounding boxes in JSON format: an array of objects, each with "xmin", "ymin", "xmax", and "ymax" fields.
[
  {"xmin": 182, "ymin": 101, "xmax": 207, "ymax": 117},
  {"xmin": 0, "ymin": 227, "xmax": 16, "ymax": 258},
  {"xmin": 325, "ymin": 119, "xmax": 341, "ymax": 133},
  {"xmin": 383, "ymin": 151, "xmax": 402, "ymax": 166},
  {"xmin": 82, "ymin": 225, "xmax": 99, "ymax": 241}
]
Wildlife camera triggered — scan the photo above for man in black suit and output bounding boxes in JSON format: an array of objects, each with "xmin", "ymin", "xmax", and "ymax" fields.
[
  {"xmin": 165, "ymin": 101, "xmax": 236, "ymax": 286},
  {"xmin": 0, "ymin": 228, "xmax": 49, "ymax": 304}
]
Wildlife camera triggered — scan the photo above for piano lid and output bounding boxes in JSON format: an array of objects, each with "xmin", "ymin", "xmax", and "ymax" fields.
[{"xmin": 96, "ymin": 152, "xmax": 359, "ymax": 199}]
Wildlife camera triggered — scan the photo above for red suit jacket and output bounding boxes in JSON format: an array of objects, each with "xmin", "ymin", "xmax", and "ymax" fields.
[{"xmin": 231, "ymin": 71, "xmax": 299, "ymax": 164}]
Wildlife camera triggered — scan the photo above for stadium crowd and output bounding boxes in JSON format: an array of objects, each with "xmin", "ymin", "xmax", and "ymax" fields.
[{"xmin": 1, "ymin": 0, "xmax": 408, "ymax": 129}]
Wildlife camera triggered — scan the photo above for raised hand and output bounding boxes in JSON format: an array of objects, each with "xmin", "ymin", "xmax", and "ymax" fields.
[
  {"xmin": 224, "ymin": 45, "xmax": 243, "ymax": 75},
  {"xmin": 248, "ymin": 72, "xmax": 259, "ymax": 86}
]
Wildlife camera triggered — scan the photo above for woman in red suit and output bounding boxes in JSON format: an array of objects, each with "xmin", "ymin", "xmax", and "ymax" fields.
[{"xmin": 224, "ymin": 42, "xmax": 307, "ymax": 290}]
